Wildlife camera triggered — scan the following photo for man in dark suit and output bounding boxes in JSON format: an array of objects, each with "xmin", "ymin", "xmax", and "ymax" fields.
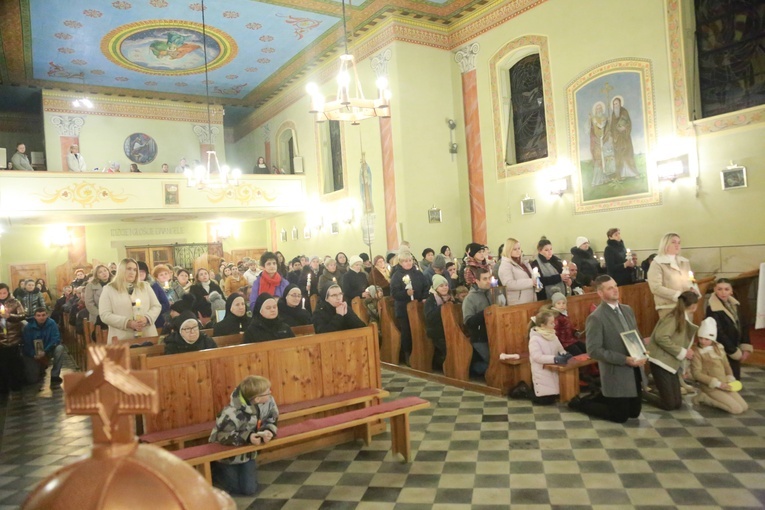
[{"xmin": 569, "ymin": 275, "xmax": 647, "ymax": 423}]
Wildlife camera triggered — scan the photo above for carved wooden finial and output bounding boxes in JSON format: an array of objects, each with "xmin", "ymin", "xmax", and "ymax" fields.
[{"xmin": 64, "ymin": 344, "xmax": 159, "ymax": 444}]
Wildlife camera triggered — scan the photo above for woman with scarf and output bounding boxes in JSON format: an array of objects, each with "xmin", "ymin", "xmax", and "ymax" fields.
[
  {"xmin": 188, "ymin": 268, "xmax": 223, "ymax": 320},
  {"xmin": 84, "ymin": 264, "xmax": 112, "ymax": 334},
  {"xmin": 245, "ymin": 293, "xmax": 295, "ymax": 343},
  {"xmin": 318, "ymin": 258, "xmax": 344, "ymax": 298},
  {"xmin": 98, "ymin": 258, "xmax": 161, "ymax": 341},
  {"xmin": 706, "ymin": 278, "xmax": 752, "ymax": 379},
  {"xmin": 461, "ymin": 243, "xmax": 490, "ymax": 288},
  {"xmin": 35, "ymin": 278, "xmax": 54, "ymax": 308},
  {"xmin": 424, "ymin": 275, "xmax": 452, "ymax": 370},
  {"xmin": 164, "ymin": 312, "xmax": 218, "ymax": 354},
  {"xmin": 213, "ymin": 294, "xmax": 251, "ymax": 336},
  {"xmin": 497, "ymin": 238, "xmax": 537, "ymax": 305},
  {"xmin": 370, "ymin": 255, "xmax": 391, "ymax": 296},
  {"xmin": 530, "ymin": 238, "xmax": 570, "ymax": 301},
  {"xmin": 175, "ymin": 268, "xmax": 192, "ymax": 296},
  {"xmin": 249, "ymin": 252, "xmax": 289, "ymax": 313},
  {"xmin": 277, "ymin": 284, "xmax": 312, "ymax": 327},
  {"xmin": 335, "ymin": 252, "xmax": 350, "ymax": 274}
]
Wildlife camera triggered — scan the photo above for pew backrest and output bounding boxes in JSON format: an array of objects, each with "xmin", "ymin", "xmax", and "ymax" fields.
[
  {"xmin": 407, "ymin": 300, "xmax": 434, "ymax": 372},
  {"xmin": 138, "ymin": 324, "xmax": 382, "ymax": 434},
  {"xmin": 441, "ymin": 302, "xmax": 473, "ymax": 381},
  {"xmin": 352, "ymin": 297, "xmax": 370, "ymax": 325},
  {"xmin": 291, "ymin": 324, "xmax": 315, "ymax": 337},
  {"xmin": 379, "ymin": 297, "xmax": 400, "ymax": 364}
]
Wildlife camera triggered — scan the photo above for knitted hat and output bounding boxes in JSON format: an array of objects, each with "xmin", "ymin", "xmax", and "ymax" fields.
[
  {"xmin": 348, "ymin": 255, "xmax": 363, "ymax": 268},
  {"xmin": 550, "ymin": 292, "xmax": 567, "ymax": 305},
  {"xmin": 386, "ymin": 252, "xmax": 397, "ymax": 264},
  {"xmin": 431, "ymin": 274, "xmax": 449, "ymax": 293},
  {"xmin": 432, "ymin": 254, "xmax": 447, "ymax": 270},
  {"xmin": 136, "ymin": 260, "xmax": 150, "ymax": 275},
  {"xmin": 698, "ymin": 317, "xmax": 717, "ymax": 341},
  {"xmin": 467, "ymin": 243, "xmax": 485, "ymax": 258},
  {"xmin": 575, "ymin": 236, "xmax": 589, "ymax": 248}
]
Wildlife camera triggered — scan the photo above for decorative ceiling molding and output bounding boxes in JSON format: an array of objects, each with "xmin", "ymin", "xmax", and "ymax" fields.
[{"xmin": 50, "ymin": 115, "xmax": 85, "ymax": 137}]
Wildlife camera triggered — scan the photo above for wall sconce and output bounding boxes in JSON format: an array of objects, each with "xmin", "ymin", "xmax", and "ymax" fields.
[
  {"xmin": 47, "ymin": 226, "xmax": 72, "ymax": 248},
  {"xmin": 447, "ymin": 119, "xmax": 458, "ymax": 160},
  {"xmin": 548, "ymin": 177, "xmax": 569, "ymax": 197},
  {"xmin": 657, "ymin": 154, "xmax": 690, "ymax": 183}
]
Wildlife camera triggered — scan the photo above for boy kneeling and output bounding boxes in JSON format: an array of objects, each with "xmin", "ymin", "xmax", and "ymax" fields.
[{"xmin": 209, "ymin": 375, "xmax": 278, "ymax": 495}]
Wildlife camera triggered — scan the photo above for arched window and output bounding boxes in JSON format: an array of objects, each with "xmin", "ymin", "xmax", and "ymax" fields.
[
  {"xmin": 317, "ymin": 120, "xmax": 345, "ymax": 196},
  {"xmin": 506, "ymin": 54, "xmax": 547, "ymax": 165},
  {"xmin": 275, "ymin": 121, "xmax": 301, "ymax": 174}
]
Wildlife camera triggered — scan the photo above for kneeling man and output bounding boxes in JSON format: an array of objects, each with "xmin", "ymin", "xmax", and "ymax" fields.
[{"xmin": 22, "ymin": 307, "xmax": 66, "ymax": 389}]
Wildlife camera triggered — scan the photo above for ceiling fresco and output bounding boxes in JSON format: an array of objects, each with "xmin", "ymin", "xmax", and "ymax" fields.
[{"xmin": 30, "ymin": 0, "xmax": 339, "ymax": 100}]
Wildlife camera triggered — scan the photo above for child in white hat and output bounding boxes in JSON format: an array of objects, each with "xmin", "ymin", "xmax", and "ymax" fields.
[{"xmin": 690, "ymin": 317, "xmax": 748, "ymax": 414}]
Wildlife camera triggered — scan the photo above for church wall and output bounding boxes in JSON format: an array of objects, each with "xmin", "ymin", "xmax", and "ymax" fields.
[{"xmin": 42, "ymin": 90, "xmax": 224, "ymax": 173}]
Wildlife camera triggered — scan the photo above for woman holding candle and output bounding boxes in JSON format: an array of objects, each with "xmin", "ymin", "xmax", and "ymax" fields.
[
  {"xmin": 152, "ymin": 264, "xmax": 180, "ymax": 305},
  {"xmin": 604, "ymin": 228, "xmax": 637, "ymax": 286},
  {"xmin": 370, "ymin": 255, "xmax": 391, "ymax": 296},
  {"xmin": 570, "ymin": 237, "xmax": 603, "ymax": 287},
  {"xmin": 318, "ymin": 258, "xmax": 344, "ymax": 298},
  {"xmin": 188, "ymin": 268, "xmax": 224, "ymax": 320},
  {"xmin": 497, "ymin": 238, "xmax": 537, "ymax": 305},
  {"xmin": 342, "ymin": 256, "xmax": 371, "ymax": 301},
  {"xmin": 277, "ymin": 284, "xmax": 312, "ymax": 327},
  {"xmin": 298, "ymin": 256, "xmax": 321, "ymax": 309},
  {"xmin": 647, "ymin": 232, "xmax": 696, "ymax": 319},
  {"xmin": 390, "ymin": 252, "xmax": 430, "ymax": 365},
  {"xmin": 98, "ymin": 258, "xmax": 161, "ymax": 341},
  {"xmin": 213, "ymin": 294, "xmax": 251, "ymax": 336},
  {"xmin": 530, "ymin": 238, "xmax": 569, "ymax": 301}
]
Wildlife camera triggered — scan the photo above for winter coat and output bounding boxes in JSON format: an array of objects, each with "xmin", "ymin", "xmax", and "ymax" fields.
[
  {"xmin": 222, "ymin": 275, "xmax": 245, "ymax": 298},
  {"xmin": 529, "ymin": 327, "xmax": 564, "ymax": 397},
  {"xmin": 461, "ymin": 256, "xmax": 490, "ymax": 288},
  {"xmin": 249, "ymin": 274, "xmax": 290, "ymax": 311},
  {"xmin": 298, "ymin": 268, "xmax": 320, "ymax": 300},
  {"xmin": 370, "ymin": 267, "xmax": 391, "ymax": 296},
  {"xmin": 209, "ymin": 386, "xmax": 279, "ymax": 464},
  {"xmin": 648, "ymin": 313, "xmax": 698, "ymax": 374},
  {"xmin": 497, "ymin": 256, "xmax": 536, "ymax": 305},
  {"xmin": 244, "ymin": 316, "xmax": 295, "ymax": 344},
  {"xmin": 570, "ymin": 246, "xmax": 602, "ymax": 286},
  {"xmin": 213, "ymin": 295, "xmax": 251, "ymax": 337},
  {"xmin": 646, "ymin": 254, "xmax": 693, "ymax": 313},
  {"xmin": 706, "ymin": 294, "xmax": 752, "ymax": 360},
  {"xmin": 18, "ymin": 290, "xmax": 46, "ymax": 318},
  {"xmin": 537, "ymin": 305, "xmax": 579, "ymax": 349},
  {"xmin": 84, "ymin": 280, "xmax": 108, "ymax": 322},
  {"xmin": 98, "ymin": 283, "xmax": 162, "ymax": 341},
  {"xmin": 530, "ymin": 255, "xmax": 565, "ymax": 301},
  {"xmin": 209, "ymin": 291, "xmax": 226, "ymax": 321},
  {"xmin": 424, "ymin": 293, "xmax": 448, "ymax": 342},
  {"xmin": 149, "ymin": 281, "xmax": 171, "ymax": 329},
  {"xmin": 604, "ymin": 239, "xmax": 634, "ymax": 286},
  {"xmin": 318, "ymin": 270, "xmax": 344, "ymax": 299},
  {"xmin": 390, "ymin": 267, "xmax": 430, "ymax": 318},
  {"xmin": 311, "ymin": 300, "xmax": 366, "ymax": 334},
  {"xmin": 691, "ymin": 342, "xmax": 735, "ymax": 390},
  {"xmin": 342, "ymin": 270, "xmax": 370, "ymax": 302},
  {"xmin": 0, "ymin": 298, "xmax": 26, "ymax": 348},
  {"xmin": 188, "ymin": 281, "xmax": 223, "ymax": 319},
  {"xmin": 21, "ymin": 318, "xmax": 61, "ymax": 358}
]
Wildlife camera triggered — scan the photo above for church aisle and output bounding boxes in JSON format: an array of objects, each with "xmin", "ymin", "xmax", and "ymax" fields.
[{"xmin": 1, "ymin": 367, "xmax": 764, "ymax": 509}]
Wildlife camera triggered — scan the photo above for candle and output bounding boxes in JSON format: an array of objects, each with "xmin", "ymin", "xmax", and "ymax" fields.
[
  {"xmin": 626, "ymin": 248, "xmax": 631, "ymax": 255},
  {"xmin": 490, "ymin": 276, "xmax": 498, "ymax": 288},
  {"xmin": 688, "ymin": 270, "xmax": 695, "ymax": 282},
  {"xmin": 301, "ymin": 298, "xmax": 305, "ymax": 310},
  {"xmin": 0, "ymin": 305, "xmax": 5, "ymax": 315},
  {"xmin": 163, "ymin": 280, "xmax": 170, "ymax": 289},
  {"xmin": 135, "ymin": 299, "xmax": 141, "ymax": 308},
  {"xmin": 562, "ymin": 260, "xmax": 568, "ymax": 267},
  {"xmin": 561, "ymin": 260, "xmax": 570, "ymax": 276}
]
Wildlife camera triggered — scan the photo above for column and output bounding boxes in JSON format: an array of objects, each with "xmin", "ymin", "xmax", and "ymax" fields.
[
  {"xmin": 50, "ymin": 115, "xmax": 85, "ymax": 171},
  {"xmin": 193, "ymin": 124, "xmax": 220, "ymax": 173},
  {"xmin": 372, "ymin": 49, "xmax": 399, "ymax": 250},
  {"xmin": 454, "ymin": 43, "xmax": 487, "ymax": 245}
]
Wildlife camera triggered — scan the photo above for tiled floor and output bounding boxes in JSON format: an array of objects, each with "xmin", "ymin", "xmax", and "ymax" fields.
[{"xmin": 2, "ymin": 362, "xmax": 765, "ymax": 509}]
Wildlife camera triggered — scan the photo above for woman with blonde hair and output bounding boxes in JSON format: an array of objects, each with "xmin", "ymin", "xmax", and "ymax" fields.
[
  {"xmin": 84, "ymin": 264, "xmax": 112, "ymax": 324},
  {"xmin": 647, "ymin": 232, "xmax": 696, "ymax": 318},
  {"xmin": 497, "ymin": 238, "xmax": 536, "ymax": 305},
  {"xmin": 98, "ymin": 258, "xmax": 161, "ymax": 341}
]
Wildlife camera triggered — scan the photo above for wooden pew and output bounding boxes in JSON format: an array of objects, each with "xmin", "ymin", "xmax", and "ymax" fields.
[
  {"xmin": 543, "ymin": 356, "xmax": 598, "ymax": 402},
  {"xmin": 352, "ymin": 297, "xmax": 370, "ymax": 325},
  {"xmin": 441, "ymin": 302, "xmax": 473, "ymax": 381},
  {"xmin": 379, "ymin": 297, "xmax": 401, "ymax": 364},
  {"xmin": 175, "ymin": 396, "xmax": 430, "ymax": 482},
  {"xmin": 407, "ymin": 300, "xmax": 434, "ymax": 372},
  {"xmin": 137, "ymin": 324, "xmax": 384, "ymax": 464},
  {"xmin": 126, "ymin": 333, "xmax": 244, "ymax": 369},
  {"xmin": 291, "ymin": 324, "xmax": 315, "ymax": 336},
  {"xmin": 201, "ymin": 328, "xmax": 214, "ymax": 337},
  {"xmin": 310, "ymin": 294, "xmax": 319, "ymax": 312}
]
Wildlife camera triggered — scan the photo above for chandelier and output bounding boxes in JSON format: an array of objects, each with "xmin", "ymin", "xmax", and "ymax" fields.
[
  {"xmin": 306, "ymin": 0, "xmax": 391, "ymax": 125},
  {"xmin": 185, "ymin": 0, "xmax": 241, "ymax": 188}
]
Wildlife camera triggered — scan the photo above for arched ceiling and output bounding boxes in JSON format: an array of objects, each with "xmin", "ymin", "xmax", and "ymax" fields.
[{"xmin": 0, "ymin": 0, "xmax": 518, "ymax": 117}]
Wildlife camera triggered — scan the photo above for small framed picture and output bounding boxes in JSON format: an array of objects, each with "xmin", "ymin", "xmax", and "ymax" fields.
[
  {"xmin": 331, "ymin": 222, "xmax": 340, "ymax": 235},
  {"xmin": 291, "ymin": 226, "xmax": 299, "ymax": 240},
  {"xmin": 428, "ymin": 207, "xmax": 442, "ymax": 224},
  {"xmin": 163, "ymin": 183, "xmax": 180, "ymax": 207},
  {"xmin": 721, "ymin": 166, "xmax": 747, "ymax": 190},
  {"xmin": 521, "ymin": 197, "xmax": 536, "ymax": 215},
  {"xmin": 280, "ymin": 229, "xmax": 287, "ymax": 242},
  {"xmin": 620, "ymin": 329, "xmax": 647, "ymax": 360},
  {"xmin": 303, "ymin": 226, "xmax": 311, "ymax": 240}
]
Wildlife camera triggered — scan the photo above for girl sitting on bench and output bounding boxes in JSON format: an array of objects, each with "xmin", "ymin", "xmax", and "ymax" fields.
[{"xmin": 209, "ymin": 375, "xmax": 278, "ymax": 495}]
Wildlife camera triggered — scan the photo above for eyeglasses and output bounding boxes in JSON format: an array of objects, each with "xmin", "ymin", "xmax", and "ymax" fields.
[{"xmin": 181, "ymin": 326, "xmax": 199, "ymax": 333}]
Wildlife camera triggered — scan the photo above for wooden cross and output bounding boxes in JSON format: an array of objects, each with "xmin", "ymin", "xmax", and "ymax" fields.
[{"xmin": 63, "ymin": 344, "xmax": 159, "ymax": 444}]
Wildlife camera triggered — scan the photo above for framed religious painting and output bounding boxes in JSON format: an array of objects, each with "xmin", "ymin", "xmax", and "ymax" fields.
[{"xmin": 566, "ymin": 59, "xmax": 659, "ymax": 213}]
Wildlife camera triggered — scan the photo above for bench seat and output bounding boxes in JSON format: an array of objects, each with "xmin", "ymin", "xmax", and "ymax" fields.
[
  {"xmin": 174, "ymin": 396, "xmax": 429, "ymax": 482},
  {"xmin": 543, "ymin": 354, "xmax": 598, "ymax": 403},
  {"xmin": 140, "ymin": 388, "xmax": 390, "ymax": 449}
]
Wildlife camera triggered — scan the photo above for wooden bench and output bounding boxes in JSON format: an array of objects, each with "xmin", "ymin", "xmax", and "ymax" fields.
[
  {"xmin": 174, "ymin": 396, "xmax": 429, "ymax": 483},
  {"xmin": 352, "ymin": 296, "xmax": 370, "ymax": 325},
  {"xmin": 140, "ymin": 387, "xmax": 390, "ymax": 449},
  {"xmin": 136, "ymin": 324, "xmax": 385, "ymax": 464},
  {"xmin": 291, "ymin": 324, "xmax": 315, "ymax": 336},
  {"xmin": 407, "ymin": 300, "xmax": 434, "ymax": 372},
  {"xmin": 441, "ymin": 302, "xmax": 473, "ymax": 381},
  {"xmin": 124, "ymin": 333, "xmax": 244, "ymax": 370},
  {"xmin": 379, "ymin": 297, "xmax": 401, "ymax": 364},
  {"xmin": 543, "ymin": 355, "xmax": 598, "ymax": 403}
]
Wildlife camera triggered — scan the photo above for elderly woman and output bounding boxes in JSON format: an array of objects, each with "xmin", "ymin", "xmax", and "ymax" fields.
[
  {"xmin": 244, "ymin": 293, "xmax": 295, "ymax": 343},
  {"xmin": 497, "ymin": 238, "xmax": 536, "ymax": 305},
  {"xmin": 175, "ymin": 268, "xmax": 192, "ymax": 296},
  {"xmin": 98, "ymin": 258, "xmax": 162, "ymax": 341},
  {"xmin": 312, "ymin": 284, "xmax": 366, "ymax": 334},
  {"xmin": 530, "ymin": 238, "xmax": 570, "ymax": 301},
  {"xmin": 370, "ymin": 255, "xmax": 391, "ymax": 296},
  {"xmin": 188, "ymin": 268, "xmax": 223, "ymax": 320},
  {"xmin": 250, "ymin": 252, "xmax": 289, "ymax": 311},
  {"xmin": 341, "ymin": 256, "xmax": 370, "ymax": 301},
  {"xmin": 570, "ymin": 236, "xmax": 602, "ymax": 287},
  {"xmin": 390, "ymin": 251, "xmax": 430, "ymax": 364},
  {"xmin": 278, "ymin": 284, "xmax": 312, "ymax": 327},
  {"xmin": 213, "ymin": 294, "xmax": 251, "ymax": 336},
  {"xmin": 153, "ymin": 264, "xmax": 180, "ymax": 305},
  {"xmin": 164, "ymin": 312, "xmax": 218, "ymax": 355},
  {"xmin": 647, "ymin": 232, "xmax": 696, "ymax": 319},
  {"xmin": 318, "ymin": 258, "xmax": 344, "ymax": 298}
]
